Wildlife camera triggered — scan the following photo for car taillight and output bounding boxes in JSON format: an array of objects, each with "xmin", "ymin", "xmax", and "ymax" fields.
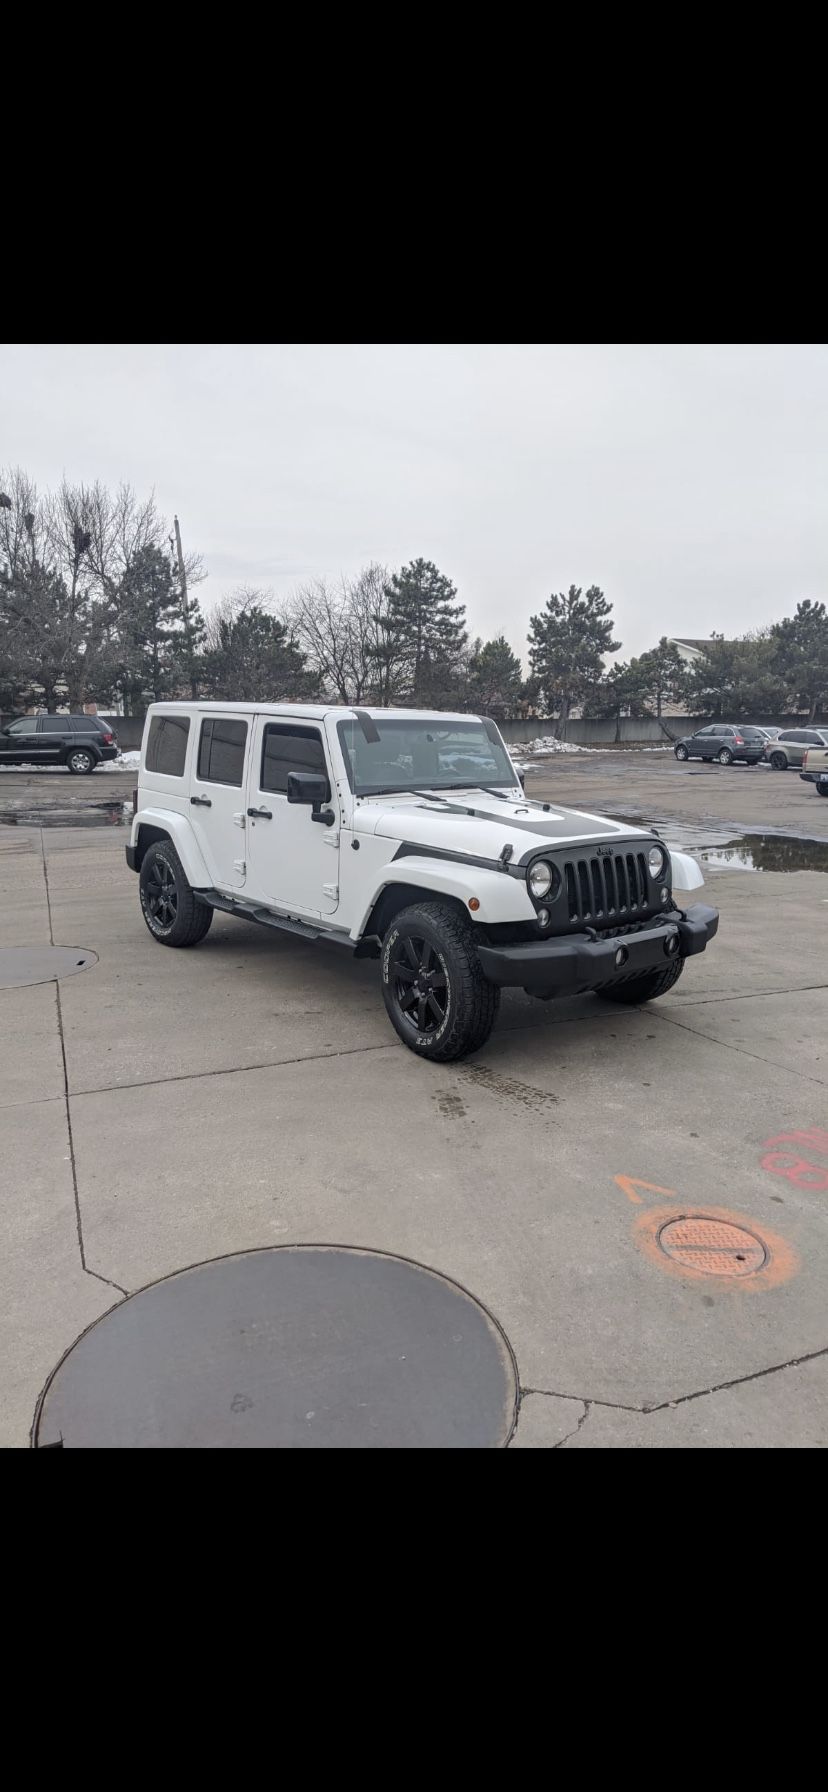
[
  {"xmin": 103, "ymin": 731, "xmax": 114, "ymax": 744},
  {"xmin": 733, "ymin": 736, "xmax": 744, "ymax": 745}
]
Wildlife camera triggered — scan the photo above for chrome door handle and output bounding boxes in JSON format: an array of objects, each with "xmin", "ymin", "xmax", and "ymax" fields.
[
  {"xmin": 247, "ymin": 806, "xmax": 272, "ymax": 819},
  {"xmin": 190, "ymin": 795, "xmax": 212, "ymax": 807}
]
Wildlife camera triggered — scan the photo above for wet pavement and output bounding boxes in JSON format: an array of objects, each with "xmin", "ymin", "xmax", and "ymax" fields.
[{"xmin": 1, "ymin": 754, "xmax": 826, "ymax": 1447}]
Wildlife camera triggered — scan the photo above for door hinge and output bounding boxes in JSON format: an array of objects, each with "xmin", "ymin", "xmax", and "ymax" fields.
[
  {"xmin": 322, "ymin": 883, "xmax": 339, "ymax": 900},
  {"xmin": 234, "ymin": 859, "xmax": 246, "ymax": 874},
  {"xmin": 233, "ymin": 811, "xmax": 246, "ymax": 828},
  {"xmin": 322, "ymin": 830, "xmax": 340, "ymax": 847}
]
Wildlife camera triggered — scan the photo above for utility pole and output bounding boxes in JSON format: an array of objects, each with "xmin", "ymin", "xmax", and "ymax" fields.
[{"xmin": 173, "ymin": 515, "xmax": 199, "ymax": 698}]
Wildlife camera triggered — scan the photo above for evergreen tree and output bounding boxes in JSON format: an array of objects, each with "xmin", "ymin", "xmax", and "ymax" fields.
[
  {"xmin": 203, "ymin": 594, "xmax": 313, "ymax": 701},
  {"xmin": 118, "ymin": 545, "xmax": 188, "ymax": 706},
  {"xmin": 634, "ymin": 636, "xmax": 692, "ymax": 717},
  {"xmin": 770, "ymin": 601, "xmax": 828, "ymax": 720},
  {"xmin": 690, "ymin": 631, "xmax": 789, "ymax": 718},
  {"xmin": 527, "ymin": 584, "xmax": 619, "ymax": 736},
  {"xmin": 467, "ymin": 635, "xmax": 523, "ymax": 718},
  {"xmin": 382, "ymin": 559, "xmax": 467, "ymax": 704}
]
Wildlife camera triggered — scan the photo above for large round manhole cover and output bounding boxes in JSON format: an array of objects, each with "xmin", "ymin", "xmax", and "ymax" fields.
[
  {"xmin": 658, "ymin": 1216, "xmax": 768, "ymax": 1277},
  {"xmin": 33, "ymin": 1247, "xmax": 518, "ymax": 1449},
  {"xmin": 0, "ymin": 946, "xmax": 98, "ymax": 989}
]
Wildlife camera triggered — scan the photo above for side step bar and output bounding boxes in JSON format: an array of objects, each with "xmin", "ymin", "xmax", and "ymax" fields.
[{"xmin": 196, "ymin": 890, "xmax": 355, "ymax": 948}]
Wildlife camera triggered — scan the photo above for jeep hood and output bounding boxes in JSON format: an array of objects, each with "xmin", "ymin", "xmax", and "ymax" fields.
[{"xmin": 353, "ymin": 790, "xmax": 652, "ymax": 861}]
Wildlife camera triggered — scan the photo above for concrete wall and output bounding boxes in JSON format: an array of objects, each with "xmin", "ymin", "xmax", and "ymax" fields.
[{"xmin": 499, "ymin": 714, "xmax": 827, "ymax": 746}]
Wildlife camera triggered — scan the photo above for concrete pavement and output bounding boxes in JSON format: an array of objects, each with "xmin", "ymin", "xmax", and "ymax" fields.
[{"xmin": 1, "ymin": 756, "xmax": 826, "ymax": 1446}]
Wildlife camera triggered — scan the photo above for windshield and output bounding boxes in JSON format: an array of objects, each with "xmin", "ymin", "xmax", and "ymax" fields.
[{"xmin": 337, "ymin": 716, "xmax": 517, "ymax": 797}]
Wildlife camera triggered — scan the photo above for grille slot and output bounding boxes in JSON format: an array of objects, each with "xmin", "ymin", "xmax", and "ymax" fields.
[{"xmin": 564, "ymin": 850, "xmax": 651, "ymax": 925}]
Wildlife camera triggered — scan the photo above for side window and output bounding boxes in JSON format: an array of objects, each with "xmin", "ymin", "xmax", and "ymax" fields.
[
  {"xmin": 197, "ymin": 718, "xmax": 248, "ymax": 786},
  {"xmin": 712, "ymin": 725, "xmax": 729, "ymax": 736},
  {"xmin": 39, "ymin": 716, "xmax": 70, "ymax": 733},
  {"xmin": 145, "ymin": 714, "xmax": 190, "ymax": 777},
  {"xmin": 260, "ymin": 724, "xmax": 330, "ymax": 798},
  {"xmin": 805, "ymin": 732, "xmax": 824, "ymax": 745},
  {"xmin": 785, "ymin": 732, "xmax": 804, "ymax": 744},
  {"xmin": 697, "ymin": 726, "xmax": 714, "ymax": 736},
  {"xmin": 8, "ymin": 717, "xmax": 39, "ymax": 735},
  {"xmin": 70, "ymin": 716, "xmax": 95, "ymax": 732}
]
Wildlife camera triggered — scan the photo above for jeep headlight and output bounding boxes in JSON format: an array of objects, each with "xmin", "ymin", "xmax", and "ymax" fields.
[
  {"xmin": 529, "ymin": 860, "xmax": 553, "ymax": 898},
  {"xmin": 648, "ymin": 845, "xmax": 667, "ymax": 878}
]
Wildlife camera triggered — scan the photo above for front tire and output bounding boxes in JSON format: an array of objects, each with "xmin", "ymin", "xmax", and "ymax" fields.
[
  {"xmin": 381, "ymin": 902, "xmax": 499, "ymax": 1061},
  {"xmin": 717, "ymin": 747, "xmax": 733, "ymax": 765},
  {"xmin": 597, "ymin": 956, "xmax": 685, "ymax": 1005},
  {"xmin": 139, "ymin": 840, "xmax": 214, "ymax": 947},
  {"xmin": 67, "ymin": 748, "xmax": 96, "ymax": 774},
  {"xmin": 674, "ymin": 744, "xmax": 689, "ymax": 761}
]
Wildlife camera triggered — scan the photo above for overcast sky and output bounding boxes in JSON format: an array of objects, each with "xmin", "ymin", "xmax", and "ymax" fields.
[{"xmin": 3, "ymin": 343, "xmax": 826, "ymax": 667}]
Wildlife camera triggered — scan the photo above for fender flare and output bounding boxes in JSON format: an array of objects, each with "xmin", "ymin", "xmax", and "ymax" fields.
[
  {"xmin": 351, "ymin": 855, "xmax": 536, "ymax": 940},
  {"xmin": 670, "ymin": 848, "xmax": 705, "ymax": 892},
  {"xmin": 132, "ymin": 808, "xmax": 212, "ymax": 888}
]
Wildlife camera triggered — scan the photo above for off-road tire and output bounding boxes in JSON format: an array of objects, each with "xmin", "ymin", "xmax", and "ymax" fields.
[
  {"xmin": 381, "ymin": 901, "xmax": 499, "ymax": 1061},
  {"xmin": 717, "ymin": 747, "xmax": 733, "ymax": 765},
  {"xmin": 67, "ymin": 748, "xmax": 96, "ymax": 774},
  {"xmin": 139, "ymin": 839, "xmax": 214, "ymax": 947},
  {"xmin": 597, "ymin": 956, "xmax": 685, "ymax": 1005},
  {"xmin": 674, "ymin": 744, "xmax": 689, "ymax": 761},
  {"xmin": 769, "ymin": 751, "xmax": 787, "ymax": 771}
]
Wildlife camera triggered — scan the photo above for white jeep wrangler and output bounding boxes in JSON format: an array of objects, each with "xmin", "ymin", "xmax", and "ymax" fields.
[{"xmin": 126, "ymin": 703, "xmax": 718, "ymax": 1061}]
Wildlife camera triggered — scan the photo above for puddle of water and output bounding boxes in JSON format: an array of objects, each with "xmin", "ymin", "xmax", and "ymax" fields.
[
  {"xmin": 0, "ymin": 801, "xmax": 131, "ymax": 829},
  {"xmin": 594, "ymin": 809, "xmax": 828, "ymax": 873}
]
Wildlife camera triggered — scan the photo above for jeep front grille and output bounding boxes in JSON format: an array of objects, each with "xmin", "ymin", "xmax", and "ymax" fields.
[{"xmin": 564, "ymin": 850, "xmax": 651, "ymax": 925}]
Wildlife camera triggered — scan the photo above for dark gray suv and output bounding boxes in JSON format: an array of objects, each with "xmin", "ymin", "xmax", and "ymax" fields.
[
  {"xmin": 674, "ymin": 724, "xmax": 766, "ymax": 765},
  {"xmin": 0, "ymin": 713, "xmax": 118, "ymax": 773}
]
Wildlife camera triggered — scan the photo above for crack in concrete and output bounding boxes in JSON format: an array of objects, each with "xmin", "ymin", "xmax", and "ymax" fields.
[
  {"xmin": 523, "ymin": 1340, "xmax": 828, "ymax": 1419},
  {"xmin": 552, "ymin": 1401, "xmax": 591, "ymax": 1448},
  {"xmin": 39, "ymin": 831, "xmax": 128, "ymax": 1300},
  {"xmin": 649, "ymin": 1004, "xmax": 827, "ymax": 1087},
  {"xmin": 670, "ymin": 981, "xmax": 828, "ymax": 1008}
]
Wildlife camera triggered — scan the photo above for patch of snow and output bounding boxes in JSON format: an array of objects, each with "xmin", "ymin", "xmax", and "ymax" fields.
[
  {"xmin": 510, "ymin": 736, "xmax": 605, "ymax": 757},
  {"xmin": 101, "ymin": 751, "xmax": 141, "ymax": 770}
]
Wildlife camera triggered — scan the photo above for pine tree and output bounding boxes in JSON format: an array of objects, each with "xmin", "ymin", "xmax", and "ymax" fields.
[
  {"xmin": 467, "ymin": 635, "xmax": 523, "ymax": 718},
  {"xmin": 527, "ymin": 584, "xmax": 619, "ymax": 736},
  {"xmin": 770, "ymin": 601, "xmax": 828, "ymax": 721},
  {"xmin": 382, "ymin": 559, "xmax": 467, "ymax": 705},
  {"xmin": 202, "ymin": 594, "xmax": 314, "ymax": 701}
]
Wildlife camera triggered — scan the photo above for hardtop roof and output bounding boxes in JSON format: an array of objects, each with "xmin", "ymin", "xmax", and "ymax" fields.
[{"xmin": 147, "ymin": 702, "xmax": 487, "ymax": 724}]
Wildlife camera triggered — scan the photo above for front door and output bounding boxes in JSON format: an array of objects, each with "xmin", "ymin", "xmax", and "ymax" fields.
[
  {"xmin": 246, "ymin": 718, "xmax": 339, "ymax": 919},
  {"xmin": 0, "ymin": 717, "xmax": 47, "ymax": 763},
  {"xmin": 188, "ymin": 715, "xmax": 250, "ymax": 889}
]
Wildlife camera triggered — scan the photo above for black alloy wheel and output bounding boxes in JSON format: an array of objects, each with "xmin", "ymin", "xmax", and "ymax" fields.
[
  {"xmin": 389, "ymin": 934, "xmax": 449, "ymax": 1037},
  {"xmin": 144, "ymin": 856, "xmax": 178, "ymax": 930}
]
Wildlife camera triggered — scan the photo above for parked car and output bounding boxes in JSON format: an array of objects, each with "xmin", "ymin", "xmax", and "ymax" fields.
[
  {"xmin": 0, "ymin": 713, "xmax": 118, "ymax": 773},
  {"xmin": 800, "ymin": 746, "xmax": 828, "ymax": 794},
  {"xmin": 126, "ymin": 702, "xmax": 718, "ymax": 1062},
  {"xmin": 753, "ymin": 726, "xmax": 783, "ymax": 741},
  {"xmin": 765, "ymin": 728, "xmax": 828, "ymax": 770},
  {"xmin": 673, "ymin": 724, "xmax": 766, "ymax": 765}
]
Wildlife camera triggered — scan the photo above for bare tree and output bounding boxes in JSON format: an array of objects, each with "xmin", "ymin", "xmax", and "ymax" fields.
[{"xmin": 285, "ymin": 563, "xmax": 399, "ymax": 705}]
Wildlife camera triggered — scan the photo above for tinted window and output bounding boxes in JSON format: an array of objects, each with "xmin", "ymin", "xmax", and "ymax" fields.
[
  {"xmin": 739, "ymin": 727, "xmax": 765, "ymax": 741},
  {"xmin": 145, "ymin": 714, "xmax": 190, "ymax": 776},
  {"xmin": 261, "ymin": 724, "xmax": 330, "ymax": 797},
  {"xmin": 39, "ymin": 716, "xmax": 71, "ymax": 733},
  {"xmin": 7, "ymin": 717, "xmax": 39, "ymax": 734},
  {"xmin": 712, "ymin": 725, "xmax": 730, "ymax": 736},
  {"xmin": 70, "ymin": 715, "xmax": 99, "ymax": 732},
  {"xmin": 696, "ymin": 726, "xmax": 715, "ymax": 736},
  {"xmin": 197, "ymin": 718, "xmax": 247, "ymax": 786}
]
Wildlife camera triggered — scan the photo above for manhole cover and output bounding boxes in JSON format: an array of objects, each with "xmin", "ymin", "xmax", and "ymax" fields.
[
  {"xmin": 658, "ymin": 1215, "xmax": 768, "ymax": 1277},
  {"xmin": 33, "ymin": 1247, "xmax": 518, "ymax": 1449},
  {"xmin": 0, "ymin": 946, "xmax": 98, "ymax": 989}
]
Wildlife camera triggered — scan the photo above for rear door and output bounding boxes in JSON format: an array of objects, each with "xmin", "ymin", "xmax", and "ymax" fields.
[
  {"xmin": 188, "ymin": 715, "xmax": 250, "ymax": 890},
  {"xmin": 38, "ymin": 715, "xmax": 72, "ymax": 762},
  {"xmin": 695, "ymin": 726, "xmax": 718, "ymax": 759},
  {"xmin": 245, "ymin": 718, "xmax": 339, "ymax": 918}
]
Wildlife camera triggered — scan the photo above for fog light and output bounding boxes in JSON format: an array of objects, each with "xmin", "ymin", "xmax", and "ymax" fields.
[
  {"xmin": 660, "ymin": 886, "xmax": 670, "ymax": 904},
  {"xmin": 664, "ymin": 931, "xmax": 679, "ymax": 957},
  {"xmin": 615, "ymin": 946, "xmax": 628, "ymax": 967},
  {"xmin": 536, "ymin": 906, "xmax": 550, "ymax": 928}
]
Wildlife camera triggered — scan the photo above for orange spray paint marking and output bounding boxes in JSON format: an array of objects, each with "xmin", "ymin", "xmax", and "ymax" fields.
[
  {"xmin": 760, "ymin": 1129, "xmax": 828, "ymax": 1191},
  {"xmin": 614, "ymin": 1175, "xmax": 678, "ymax": 1206},
  {"xmin": 634, "ymin": 1205, "xmax": 799, "ymax": 1291}
]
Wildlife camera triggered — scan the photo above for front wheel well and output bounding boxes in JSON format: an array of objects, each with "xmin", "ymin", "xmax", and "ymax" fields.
[
  {"xmin": 355, "ymin": 883, "xmax": 470, "ymax": 956},
  {"xmin": 134, "ymin": 823, "xmax": 172, "ymax": 869}
]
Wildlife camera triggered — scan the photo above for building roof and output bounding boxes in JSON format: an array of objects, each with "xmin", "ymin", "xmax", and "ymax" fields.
[{"xmin": 670, "ymin": 637, "xmax": 722, "ymax": 651}]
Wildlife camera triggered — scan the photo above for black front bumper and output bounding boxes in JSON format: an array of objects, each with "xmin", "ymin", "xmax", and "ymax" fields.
[{"xmin": 476, "ymin": 903, "xmax": 719, "ymax": 994}]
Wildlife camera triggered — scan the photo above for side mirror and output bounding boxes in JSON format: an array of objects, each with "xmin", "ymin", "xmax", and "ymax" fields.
[{"xmin": 286, "ymin": 770, "xmax": 335, "ymax": 825}]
